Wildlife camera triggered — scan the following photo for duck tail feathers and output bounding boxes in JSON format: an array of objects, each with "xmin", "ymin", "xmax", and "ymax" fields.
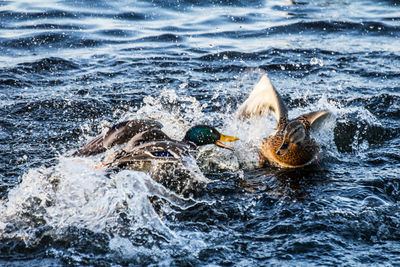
[{"xmin": 298, "ymin": 110, "xmax": 330, "ymax": 129}]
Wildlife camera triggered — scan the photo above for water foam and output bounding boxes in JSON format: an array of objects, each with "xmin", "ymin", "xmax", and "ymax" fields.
[
  {"xmin": 0, "ymin": 157, "xmax": 188, "ymax": 245},
  {"xmin": 0, "ymin": 74, "xmax": 364, "ymax": 262}
]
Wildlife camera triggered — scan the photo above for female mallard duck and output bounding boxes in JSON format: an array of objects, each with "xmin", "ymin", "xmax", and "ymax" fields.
[
  {"xmin": 238, "ymin": 74, "xmax": 330, "ymax": 168},
  {"xmin": 73, "ymin": 120, "xmax": 239, "ymax": 196}
]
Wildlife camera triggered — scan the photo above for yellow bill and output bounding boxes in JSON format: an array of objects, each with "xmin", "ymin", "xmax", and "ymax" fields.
[{"xmin": 216, "ymin": 134, "xmax": 239, "ymax": 151}]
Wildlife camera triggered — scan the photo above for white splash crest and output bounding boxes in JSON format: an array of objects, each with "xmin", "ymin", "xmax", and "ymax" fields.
[
  {"xmin": 121, "ymin": 89, "xmax": 207, "ymax": 141},
  {"xmin": 0, "ymin": 156, "xmax": 181, "ymax": 246}
]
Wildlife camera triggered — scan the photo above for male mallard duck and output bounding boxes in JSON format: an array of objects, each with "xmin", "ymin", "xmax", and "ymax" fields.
[
  {"xmin": 238, "ymin": 74, "xmax": 329, "ymax": 168},
  {"xmin": 74, "ymin": 119, "xmax": 239, "ymax": 196}
]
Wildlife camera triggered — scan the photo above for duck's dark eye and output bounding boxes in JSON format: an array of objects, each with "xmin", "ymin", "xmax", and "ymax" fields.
[
  {"xmin": 280, "ymin": 142, "xmax": 289, "ymax": 150},
  {"xmin": 184, "ymin": 125, "xmax": 220, "ymax": 146}
]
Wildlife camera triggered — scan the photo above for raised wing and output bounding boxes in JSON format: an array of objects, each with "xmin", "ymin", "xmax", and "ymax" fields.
[
  {"xmin": 237, "ymin": 74, "xmax": 288, "ymax": 124},
  {"xmin": 73, "ymin": 119, "xmax": 163, "ymax": 156},
  {"xmin": 297, "ymin": 110, "xmax": 330, "ymax": 130}
]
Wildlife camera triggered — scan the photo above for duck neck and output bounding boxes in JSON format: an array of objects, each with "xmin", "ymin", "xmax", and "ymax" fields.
[{"xmin": 182, "ymin": 138, "xmax": 198, "ymax": 149}]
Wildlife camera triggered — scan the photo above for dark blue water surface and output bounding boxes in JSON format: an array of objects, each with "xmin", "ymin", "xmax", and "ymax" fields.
[{"xmin": 1, "ymin": 0, "xmax": 400, "ymax": 265}]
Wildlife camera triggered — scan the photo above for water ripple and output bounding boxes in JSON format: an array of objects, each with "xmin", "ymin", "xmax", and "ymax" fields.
[{"xmin": 1, "ymin": 0, "xmax": 400, "ymax": 265}]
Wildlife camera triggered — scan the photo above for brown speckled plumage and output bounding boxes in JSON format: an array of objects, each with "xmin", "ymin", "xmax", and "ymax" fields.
[
  {"xmin": 238, "ymin": 74, "xmax": 330, "ymax": 168},
  {"xmin": 261, "ymin": 125, "xmax": 319, "ymax": 168}
]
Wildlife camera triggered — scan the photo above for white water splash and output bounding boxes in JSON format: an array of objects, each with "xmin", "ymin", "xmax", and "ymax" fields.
[
  {"xmin": 0, "ymin": 86, "xmax": 249, "ymax": 249},
  {"xmin": 0, "ymin": 157, "xmax": 182, "ymax": 246}
]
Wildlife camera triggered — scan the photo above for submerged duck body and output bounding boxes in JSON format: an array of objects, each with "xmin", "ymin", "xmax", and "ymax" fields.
[
  {"xmin": 74, "ymin": 120, "xmax": 238, "ymax": 196},
  {"xmin": 103, "ymin": 139, "xmax": 204, "ymax": 195},
  {"xmin": 238, "ymin": 74, "xmax": 329, "ymax": 168}
]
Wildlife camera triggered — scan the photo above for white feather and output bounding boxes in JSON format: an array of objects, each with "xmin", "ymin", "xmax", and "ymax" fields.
[{"xmin": 237, "ymin": 74, "xmax": 288, "ymax": 122}]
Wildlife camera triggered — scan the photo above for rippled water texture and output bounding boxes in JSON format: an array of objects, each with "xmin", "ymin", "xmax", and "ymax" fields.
[{"xmin": 1, "ymin": 0, "xmax": 400, "ymax": 265}]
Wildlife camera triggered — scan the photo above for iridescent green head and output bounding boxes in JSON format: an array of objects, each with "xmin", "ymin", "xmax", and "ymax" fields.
[{"xmin": 183, "ymin": 125, "xmax": 239, "ymax": 151}]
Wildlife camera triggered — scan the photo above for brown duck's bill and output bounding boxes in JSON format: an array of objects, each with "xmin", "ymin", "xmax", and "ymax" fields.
[{"xmin": 216, "ymin": 134, "xmax": 239, "ymax": 151}]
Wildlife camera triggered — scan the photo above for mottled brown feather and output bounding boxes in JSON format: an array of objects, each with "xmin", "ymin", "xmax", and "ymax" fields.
[
  {"xmin": 260, "ymin": 124, "xmax": 319, "ymax": 168},
  {"xmin": 239, "ymin": 74, "xmax": 329, "ymax": 168}
]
